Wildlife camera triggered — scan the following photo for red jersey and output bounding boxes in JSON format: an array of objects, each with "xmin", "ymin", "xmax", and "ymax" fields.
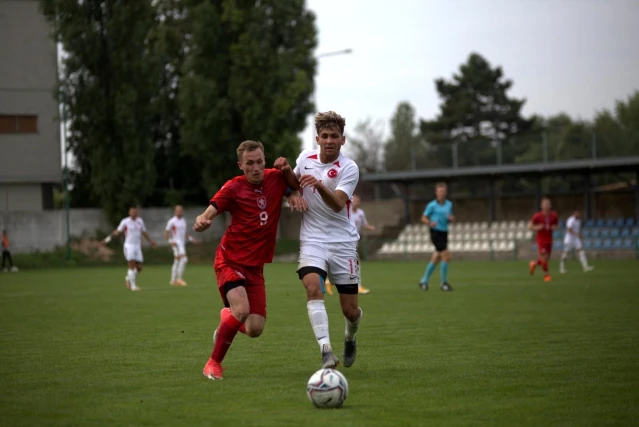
[
  {"xmin": 210, "ymin": 168, "xmax": 288, "ymax": 267},
  {"xmin": 531, "ymin": 210, "xmax": 558, "ymax": 243}
]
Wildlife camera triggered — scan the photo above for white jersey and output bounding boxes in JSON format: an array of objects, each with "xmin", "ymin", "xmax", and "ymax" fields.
[
  {"xmin": 350, "ymin": 208, "xmax": 368, "ymax": 233},
  {"xmin": 564, "ymin": 215, "xmax": 581, "ymax": 243},
  {"xmin": 117, "ymin": 217, "xmax": 147, "ymax": 246},
  {"xmin": 165, "ymin": 216, "xmax": 187, "ymax": 245},
  {"xmin": 294, "ymin": 148, "xmax": 360, "ymax": 243}
]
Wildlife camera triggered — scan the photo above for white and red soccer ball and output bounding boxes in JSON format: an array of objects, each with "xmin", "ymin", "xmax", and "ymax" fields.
[{"xmin": 306, "ymin": 368, "xmax": 349, "ymax": 408}]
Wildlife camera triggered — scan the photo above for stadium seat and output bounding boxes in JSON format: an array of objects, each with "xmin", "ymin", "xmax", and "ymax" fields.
[
  {"xmin": 586, "ymin": 219, "xmax": 595, "ymax": 228},
  {"xmin": 517, "ymin": 220, "xmax": 528, "ymax": 229},
  {"xmin": 505, "ymin": 241, "xmax": 515, "ymax": 251},
  {"xmin": 603, "ymin": 239, "xmax": 612, "ymax": 249},
  {"xmin": 593, "ymin": 239, "xmax": 602, "ymax": 249},
  {"xmin": 506, "ymin": 231, "xmax": 515, "ymax": 240},
  {"xmin": 582, "ymin": 229, "xmax": 591, "ymax": 238},
  {"xmin": 632, "ymin": 228, "xmax": 639, "ymax": 237},
  {"xmin": 480, "ymin": 241, "xmax": 490, "ymax": 251},
  {"xmin": 615, "ymin": 218, "xmax": 625, "ymax": 228},
  {"xmin": 553, "ymin": 241, "xmax": 562, "ymax": 250},
  {"xmin": 584, "ymin": 239, "xmax": 593, "ymax": 249},
  {"xmin": 621, "ymin": 228, "xmax": 630, "ymax": 237},
  {"xmin": 479, "ymin": 222, "xmax": 489, "ymax": 230},
  {"xmin": 613, "ymin": 239, "xmax": 622, "ymax": 249},
  {"xmin": 600, "ymin": 229, "xmax": 610, "ymax": 238},
  {"xmin": 590, "ymin": 229, "xmax": 600, "ymax": 238},
  {"xmin": 515, "ymin": 230, "xmax": 525, "ymax": 239},
  {"xmin": 407, "ymin": 243, "xmax": 419, "ymax": 253},
  {"xmin": 622, "ymin": 239, "xmax": 634, "ymax": 249},
  {"xmin": 596, "ymin": 219, "xmax": 605, "ymax": 228},
  {"xmin": 553, "ymin": 230, "xmax": 561, "ymax": 239},
  {"xmin": 559, "ymin": 220, "xmax": 566, "ymax": 229},
  {"xmin": 605, "ymin": 219, "xmax": 615, "ymax": 228},
  {"xmin": 625, "ymin": 218, "xmax": 635, "ymax": 227},
  {"xmin": 462, "ymin": 242, "xmax": 473, "ymax": 252},
  {"xmin": 610, "ymin": 229, "xmax": 620, "ymax": 238}
]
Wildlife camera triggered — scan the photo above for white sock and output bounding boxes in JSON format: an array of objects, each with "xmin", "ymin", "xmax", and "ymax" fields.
[
  {"xmin": 560, "ymin": 252, "xmax": 567, "ymax": 270},
  {"xmin": 128, "ymin": 269, "xmax": 138, "ymax": 288},
  {"xmin": 345, "ymin": 308, "xmax": 362, "ymax": 341},
  {"xmin": 177, "ymin": 257, "xmax": 187, "ymax": 280},
  {"xmin": 171, "ymin": 259, "xmax": 179, "ymax": 282},
  {"xmin": 578, "ymin": 251, "xmax": 589, "ymax": 269},
  {"xmin": 307, "ymin": 300, "xmax": 331, "ymax": 351}
]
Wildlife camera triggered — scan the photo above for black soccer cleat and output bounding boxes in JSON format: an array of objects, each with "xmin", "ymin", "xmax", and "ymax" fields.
[
  {"xmin": 419, "ymin": 282, "xmax": 429, "ymax": 291},
  {"xmin": 440, "ymin": 282, "xmax": 453, "ymax": 292},
  {"xmin": 343, "ymin": 339, "xmax": 357, "ymax": 368}
]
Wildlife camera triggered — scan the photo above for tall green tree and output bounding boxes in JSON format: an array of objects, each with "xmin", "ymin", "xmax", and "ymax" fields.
[
  {"xmin": 594, "ymin": 90, "xmax": 639, "ymax": 158},
  {"xmin": 179, "ymin": 0, "xmax": 317, "ymax": 193},
  {"xmin": 421, "ymin": 53, "xmax": 532, "ymax": 168},
  {"xmin": 384, "ymin": 102, "xmax": 419, "ymax": 171},
  {"xmin": 41, "ymin": 0, "xmax": 161, "ymax": 224}
]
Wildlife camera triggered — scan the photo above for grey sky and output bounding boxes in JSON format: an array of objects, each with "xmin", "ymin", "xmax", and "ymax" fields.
[{"xmin": 301, "ymin": 0, "xmax": 639, "ymax": 150}]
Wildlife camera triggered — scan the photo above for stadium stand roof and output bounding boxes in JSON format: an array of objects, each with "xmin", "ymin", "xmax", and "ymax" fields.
[{"xmin": 362, "ymin": 156, "xmax": 639, "ymax": 183}]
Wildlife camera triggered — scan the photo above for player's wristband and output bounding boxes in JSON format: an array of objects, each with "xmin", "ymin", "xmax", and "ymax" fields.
[{"xmin": 104, "ymin": 235, "xmax": 112, "ymax": 243}]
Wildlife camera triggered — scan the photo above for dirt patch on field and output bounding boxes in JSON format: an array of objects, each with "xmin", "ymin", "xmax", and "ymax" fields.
[{"xmin": 71, "ymin": 239, "xmax": 114, "ymax": 261}]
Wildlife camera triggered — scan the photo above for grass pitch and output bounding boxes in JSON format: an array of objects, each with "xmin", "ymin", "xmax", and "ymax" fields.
[{"xmin": 1, "ymin": 260, "xmax": 638, "ymax": 426}]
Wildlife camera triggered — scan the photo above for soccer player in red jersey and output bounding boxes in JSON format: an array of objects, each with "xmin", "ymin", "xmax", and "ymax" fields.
[
  {"xmin": 528, "ymin": 197, "xmax": 559, "ymax": 282},
  {"xmin": 193, "ymin": 140, "xmax": 304, "ymax": 380}
]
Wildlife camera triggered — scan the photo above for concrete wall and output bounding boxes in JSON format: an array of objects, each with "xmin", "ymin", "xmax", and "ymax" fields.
[
  {"xmin": 0, "ymin": 208, "xmax": 230, "ymax": 254},
  {"xmin": 0, "ymin": 0, "xmax": 61, "ymax": 210}
]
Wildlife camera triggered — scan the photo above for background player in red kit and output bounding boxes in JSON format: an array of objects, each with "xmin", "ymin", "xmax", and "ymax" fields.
[
  {"xmin": 528, "ymin": 197, "xmax": 559, "ymax": 282},
  {"xmin": 193, "ymin": 140, "xmax": 304, "ymax": 380}
]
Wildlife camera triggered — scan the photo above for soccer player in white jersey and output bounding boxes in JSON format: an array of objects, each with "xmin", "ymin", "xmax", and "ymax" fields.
[
  {"xmin": 560, "ymin": 209, "xmax": 594, "ymax": 274},
  {"xmin": 325, "ymin": 194, "xmax": 375, "ymax": 295},
  {"xmin": 101, "ymin": 207, "xmax": 157, "ymax": 291},
  {"xmin": 164, "ymin": 205, "xmax": 199, "ymax": 286},
  {"xmin": 275, "ymin": 111, "xmax": 363, "ymax": 370}
]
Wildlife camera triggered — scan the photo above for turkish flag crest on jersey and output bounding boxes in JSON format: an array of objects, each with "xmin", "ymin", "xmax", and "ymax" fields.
[
  {"xmin": 257, "ymin": 196, "xmax": 267, "ymax": 209},
  {"xmin": 327, "ymin": 169, "xmax": 338, "ymax": 178}
]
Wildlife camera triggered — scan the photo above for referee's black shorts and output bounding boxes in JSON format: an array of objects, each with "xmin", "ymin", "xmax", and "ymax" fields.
[{"xmin": 429, "ymin": 229, "xmax": 448, "ymax": 252}]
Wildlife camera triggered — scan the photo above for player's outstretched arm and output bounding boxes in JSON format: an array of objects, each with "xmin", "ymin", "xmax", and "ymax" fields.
[
  {"xmin": 100, "ymin": 229, "xmax": 120, "ymax": 245},
  {"xmin": 193, "ymin": 205, "xmax": 218, "ymax": 232}
]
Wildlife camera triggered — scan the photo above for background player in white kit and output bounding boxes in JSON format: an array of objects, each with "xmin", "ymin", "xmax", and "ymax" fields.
[
  {"xmin": 101, "ymin": 207, "xmax": 157, "ymax": 291},
  {"xmin": 560, "ymin": 209, "xmax": 594, "ymax": 274},
  {"xmin": 275, "ymin": 111, "xmax": 363, "ymax": 370},
  {"xmin": 164, "ymin": 205, "xmax": 199, "ymax": 287},
  {"xmin": 325, "ymin": 194, "xmax": 376, "ymax": 295}
]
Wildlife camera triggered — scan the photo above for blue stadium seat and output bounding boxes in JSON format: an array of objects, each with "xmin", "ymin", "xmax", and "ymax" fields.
[
  {"xmin": 586, "ymin": 219, "xmax": 595, "ymax": 228},
  {"xmin": 625, "ymin": 218, "xmax": 635, "ymax": 227},
  {"xmin": 593, "ymin": 239, "xmax": 602, "ymax": 249},
  {"xmin": 615, "ymin": 218, "xmax": 625, "ymax": 228},
  {"xmin": 600, "ymin": 229, "xmax": 610, "ymax": 238},
  {"xmin": 622, "ymin": 239, "xmax": 634, "ymax": 249},
  {"xmin": 553, "ymin": 240, "xmax": 562, "ymax": 250},
  {"xmin": 632, "ymin": 228, "xmax": 639, "ymax": 237},
  {"xmin": 621, "ymin": 228, "xmax": 630, "ymax": 238},
  {"xmin": 553, "ymin": 230, "xmax": 562, "ymax": 239},
  {"xmin": 612, "ymin": 239, "xmax": 622, "ymax": 249},
  {"xmin": 596, "ymin": 219, "xmax": 605, "ymax": 228},
  {"xmin": 603, "ymin": 239, "xmax": 612, "ymax": 249},
  {"xmin": 559, "ymin": 220, "xmax": 566, "ymax": 229},
  {"xmin": 583, "ymin": 229, "xmax": 591, "ymax": 238},
  {"xmin": 590, "ymin": 229, "xmax": 600, "ymax": 238},
  {"xmin": 584, "ymin": 239, "xmax": 593, "ymax": 249},
  {"xmin": 610, "ymin": 229, "xmax": 620, "ymax": 238},
  {"xmin": 605, "ymin": 218, "xmax": 615, "ymax": 228}
]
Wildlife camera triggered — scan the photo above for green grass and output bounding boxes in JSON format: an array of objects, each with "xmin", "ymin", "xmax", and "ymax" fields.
[{"xmin": 1, "ymin": 261, "xmax": 638, "ymax": 427}]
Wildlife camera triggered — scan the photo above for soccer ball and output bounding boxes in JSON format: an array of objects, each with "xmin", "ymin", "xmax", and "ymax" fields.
[{"xmin": 306, "ymin": 368, "xmax": 349, "ymax": 408}]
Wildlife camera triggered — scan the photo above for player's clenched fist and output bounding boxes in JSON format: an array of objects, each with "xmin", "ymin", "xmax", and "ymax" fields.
[
  {"xmin": 299, "ymin": 174, "xmax": 320, "ymax": 188},
  {"xmin": 273, "ymin": 157, "xmax": 290, "ymax": 171},
  {"xmin": 193, "ymin": 216, "xmax": 212, "ymax": 232}
]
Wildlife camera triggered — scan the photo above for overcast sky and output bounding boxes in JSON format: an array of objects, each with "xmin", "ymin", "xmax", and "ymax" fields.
[{"xmin": 301, "ymin": 0, "xmax": 639, "ymax": 150}]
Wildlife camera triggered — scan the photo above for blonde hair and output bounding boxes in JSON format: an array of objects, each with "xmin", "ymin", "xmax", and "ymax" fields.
[
  {"xmin": 315, "ymin": 111, "xmax": 346, "ymax": 135},
  {"xmin": 236, "ymin": 140, "xmax": 264, "ymax": 161}
]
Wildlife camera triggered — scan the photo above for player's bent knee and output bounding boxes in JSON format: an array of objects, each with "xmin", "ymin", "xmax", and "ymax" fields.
[
  {"xmin": 244, "ymin": 315, "xmax": 266, "ymax": 338},
  {"xmin": 298, "ymin": 266, "xmax": 327, "ymax": 300}
]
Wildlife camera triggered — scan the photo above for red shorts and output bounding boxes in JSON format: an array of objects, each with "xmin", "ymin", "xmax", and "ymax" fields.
[
  {"xmin": 213, "ymin": 248, "xmax": 267, "ymax": 318},
  {"xmin": 537, "ymin": 241, "xmax": 552, "ymax": 256}
]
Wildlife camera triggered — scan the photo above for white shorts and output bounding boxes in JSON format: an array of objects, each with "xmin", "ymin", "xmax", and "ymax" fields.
[
  {"xmin": 123, "ymin": 244, "xmax": 143, "ymax": 263},
  {"xmin": 563, "ymin": 237, "xmax": 583, "ymax": 251},
  {"xmin": 298, "ymin": 241, "xmax": 359, "ymax": 285},
  {"xmin": 171, "ymin": 242, "xmax": 186, "ymax": 257}
]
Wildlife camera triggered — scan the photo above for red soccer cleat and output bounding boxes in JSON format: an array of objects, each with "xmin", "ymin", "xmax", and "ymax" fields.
[
  {"xmin": 544, "ymin": 274, "xmax": 552, "ymax": 282},
  {"xmin": 529, "ymin": 261, "xmax": 536, "ymax": 275},
  {"xmin": 203, "ymin": 358, "xmax": 224, "ymax": 380}
]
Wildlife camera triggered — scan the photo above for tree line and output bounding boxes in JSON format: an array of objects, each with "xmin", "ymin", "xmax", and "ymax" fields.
[
  {"xmin": 348, "ymin": 53, "xmax": 639, "ymax": 194},
  {"xmin": 42, "ymin": 0, "xmax": 317, "ymax": 224}
]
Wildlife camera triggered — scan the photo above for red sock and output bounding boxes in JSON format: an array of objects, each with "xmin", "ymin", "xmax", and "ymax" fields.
[
  {"xmin": 221, "ymin": 307, "xmax": 247, "ymax": 335},
  {"xmin": 541, "ymin": 260, "xmax": 548, "ymax": 273},
  {"xmin": 537, "ymin": 259, "xmax": 543, "ymax": 266},
  {"xmin": 211, "ymin": 313, "xmax": 243, "ymax": 363}
]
